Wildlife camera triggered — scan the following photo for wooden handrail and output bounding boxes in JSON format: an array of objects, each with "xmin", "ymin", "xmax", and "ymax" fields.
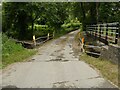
[{"xmin": 86, "ymin": 22, "xmax": 119, "ymax": 45}]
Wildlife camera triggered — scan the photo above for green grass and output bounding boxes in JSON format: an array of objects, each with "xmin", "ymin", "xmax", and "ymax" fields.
[
  {"xmin": 80, "ymin": 53, "xmax": 118, "ymax": 86},
  {"xmin": 2, "ymin": 49, "xmax": 36, "ymax": 68},
  {"xmin": 2, "ymin": 33, "xmax": 37, "ymax": 69},
  {"xmin": 75, "ymin": 31, "xmax": 118, "ymax": 87}
]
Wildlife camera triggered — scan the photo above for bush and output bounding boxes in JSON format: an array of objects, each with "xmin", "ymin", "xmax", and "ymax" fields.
[
  {"xmin": 29, "ymin": 24, "xmax": 54, "ymax": 38},
  {"xmin": 2, "ymin": 33, "xmax": 36, "ymax": 68},
  {"xmin": 2, "ymin": 33, "xmax": 24, "ymax": 58},
  {"xmin": 61, "ymin": 22, "xmax": 81, "ymax": 32}
]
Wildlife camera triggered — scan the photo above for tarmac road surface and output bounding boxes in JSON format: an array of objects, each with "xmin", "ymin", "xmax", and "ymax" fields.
[{"xmin": 1, "ymin": 30, "xmax": 117, "ymax": 88}]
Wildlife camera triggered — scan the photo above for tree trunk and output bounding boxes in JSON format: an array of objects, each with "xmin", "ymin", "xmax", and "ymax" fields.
[
  {"xmin": 31, "ymin": 20, "xmax": 34, "ymax": 36},
  {"xmin": 96, "ymin": 2, "xmax": 100, "ymax": 24},
  {"xmin": 80, "ymin": 2, "xmax": 86, "ymax": 31},
  {"xmin": 90, "ymin": 3, "xmax": 97, "ymax": 24}
]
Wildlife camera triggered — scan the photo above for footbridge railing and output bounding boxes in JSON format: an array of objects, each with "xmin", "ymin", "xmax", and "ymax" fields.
[
  {"xmin": 14, "ymin": 32, "xmax": 55, "ymax": 49},
  {"xmin": 86, "ymin": 22, "xmax": 119, "ymax": 45}
]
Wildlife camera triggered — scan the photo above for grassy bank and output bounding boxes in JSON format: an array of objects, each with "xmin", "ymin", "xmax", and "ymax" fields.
[
  {"xmin": 76, "ymin": 31, "xmax": 118, "ymax": 87},
  {"xmin": 2, "ymin": 33, "xmax": 37, "ymax": 69},
  {"xmin": 75, "ymin": 32, "xmax": 118, "ymax": 86},
  {"xmin": 2, "ymin": 49, "xmax": 37, "ymax": 69},
  {"xmin": 80, "ymin": 54, "xmax": 118, "ymax": 86}
]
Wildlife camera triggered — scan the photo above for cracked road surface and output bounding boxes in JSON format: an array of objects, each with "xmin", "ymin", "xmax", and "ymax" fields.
[{"xmin": 1, "ymin": 30, "xmax": 116, "ymax": 88}]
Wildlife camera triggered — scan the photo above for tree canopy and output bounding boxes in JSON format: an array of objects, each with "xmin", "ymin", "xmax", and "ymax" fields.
[{"xmin": 2, "ymin": 2, "xmax": 119, "ymax": 40}]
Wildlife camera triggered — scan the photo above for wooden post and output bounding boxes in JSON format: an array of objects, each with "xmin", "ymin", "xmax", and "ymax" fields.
[
  {"xmin": 101, "ymin": 25, "xmax": 103, "ymax": 35},
  {"xmin": 33, "ymin": 35, "xmax": 36, "ymax": 46},
  {"xmin": 105, "ymin": 24, "xmax": 108, "ymax": 41},
  {"xmin": 111, "ymin": 29, "xmax": 113, "ymax": 36},
  {"xmin": 105, "ymin": 24, "xmax": 108, "ymax": 45},
  {"xmin": 104, "ymin": 24, "xmax": 106, "ymax": 39},
  {"xmin": 94, "ymin": 26, "xmax": 96, "ymax": 36},
  {"xmin": 53, "ymin": 31, "xmax": 55, "ymax": 39},
  {"xmin": 99, "ymin": 24, "xmax": 101, "ymax": 38},
  {"xmin": 92, "ymin": 26, "xmax": 93, "ymax": 36},
  {"xmin": 90, "ymin": 26, "xmax": 92, "ymax": 36},
  {"xmin": 94, "ymin": 26, "xmax": 95, "ymax": 36},
  {"xmin": 81, "ymin": 38, "xmax": 85, "ymax": 52},
  {"xmin": 97, "ymin": 24, "xmax": 100, "ymax": 38},
  {"xmin": 95, "ymin": 25, "xmax": 97, "ymax": 37},
  {"xmin": 115, "ymin": 23, "xmax": 119, "ymax": 44},
  {"xmin": 79, "ymin": 32, "xmax": 81, "ymax": 38},
  {"xmin": 47, "ymin": 33, "xmax": 49, "ymax": 40}
]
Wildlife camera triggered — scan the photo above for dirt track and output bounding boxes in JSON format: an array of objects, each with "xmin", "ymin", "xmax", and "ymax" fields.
[{"xmin": 1, "ymin": 30, "xmax": 116, "ymax": 88}]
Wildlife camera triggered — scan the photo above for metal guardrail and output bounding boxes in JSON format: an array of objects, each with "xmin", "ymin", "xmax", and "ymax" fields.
[{"xmin": 86, "ymin": 22, "xmax": 119, "ymax": 45}]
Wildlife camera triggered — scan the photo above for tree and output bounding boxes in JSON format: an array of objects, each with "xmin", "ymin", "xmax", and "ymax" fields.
[
  {"xmin": 2, "ymin": 2, "xmax": 119, "ymax": 39},
  {"xmin": 2, "ymin": 2, "xmax": 30, "ymax": 39},
  {"xmin": 44, "ymin": 3, "xmax": 69, "ymax": 30},
  {"xmin": 98, "ymin": 2, "xmax": 120, "ymax": 23},
  {"xmin": 2, "ymin": 2, "xmax": 69, "ymax": 39},
  {"xmin": 72, "ymin": 2, "xmax": 119, "ymax": 31}
]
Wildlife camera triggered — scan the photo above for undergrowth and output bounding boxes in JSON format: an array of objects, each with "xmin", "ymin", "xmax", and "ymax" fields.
[{"xmin": 2, "ymin": 33, "xmax": 37, "ymax": 69}]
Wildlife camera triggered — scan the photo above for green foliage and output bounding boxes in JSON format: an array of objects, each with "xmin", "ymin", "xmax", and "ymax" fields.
[
  {"xmin": 2, "ymin": 2, "xmax": 69, "ymax": 40},
  {"xmin": 62, "ymin": 19, "xmax": 81, "ymax": 32},
  {"xmin": 2, "ymin": 33, "xmax": 24, "ymax": 56},
  {"xmin": 54, "ymin": 20, "xmax": 81, "ymax": 39},
  {"xmin": 45, "ymin": 3, "xmax": 69, "ymax": 29},
  {"xmin": 33, "ymin": 24, "xmax": 53, "ymax": 37},
  {"xmin": 2, "ymin": 33, "xmax": 36, "ymax": 68},
  {"xmin": 72, "ymin": 2, "xmax": 119, "ymax": 31},
  {"xmin": 98, "ymin": 2, "xmax": 120, "ymax": 22},
  {"xmin": 62, "ymin": 23, "xmax": 80, "ymax": 30},
  {"xmin": 2, "ymin": 2, "xmax": 119, "ymax": 40}
]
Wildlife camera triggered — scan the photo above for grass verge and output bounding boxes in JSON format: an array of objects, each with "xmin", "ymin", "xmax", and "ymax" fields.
[
  {"xmin": 80, "ymin": 53, "xmax": 118, "ymax": 86},
  {"xmin": 1, "ymin": 33, "xmax": 37, "ymax": 69},
  {"xmin": 2, "ymin": 49, "xmax": 37, "ymax": 69}
]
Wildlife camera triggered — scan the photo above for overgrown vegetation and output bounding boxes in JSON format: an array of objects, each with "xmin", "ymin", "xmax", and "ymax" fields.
[
  {"xmin": 2, "ymin": 2, "xmax": 119, "ymax": 40},
  {"xmin": 75, "ymin": 30, "xmax": 118, "ymax": 86},
  {"xmin": 54, "ymin": 19, "xmax": 81, "ymax": 38},
  {"xmin": 2, "ymin": 34, "xmax": 37, "ymax": 68},
  {"xmin": 80, "ymin": 54, "xmax": 118, "ymax": 86},
  {"xmin": 2, "ymin": 2, "xmax": 69, "ymax": 40},
  {"xmin": 1, "ymin": 2, "xmax": 119, "ymax": 69}
]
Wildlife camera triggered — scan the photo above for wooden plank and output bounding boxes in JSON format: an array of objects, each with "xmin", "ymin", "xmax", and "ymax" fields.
[
  {"xmin": 85, "ymin": 51, "xmax": 101, "ymax": 56},
  {"xmin": 85, "ymin": 45, "xmax": 102, "ymax": 48}
]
